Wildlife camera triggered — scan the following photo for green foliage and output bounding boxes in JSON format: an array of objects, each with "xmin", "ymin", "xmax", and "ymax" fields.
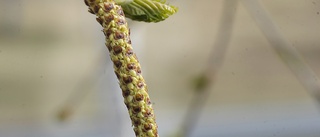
[{"xmin": 116, "ymin": 0, "xmax": 178, "ymax": 22}]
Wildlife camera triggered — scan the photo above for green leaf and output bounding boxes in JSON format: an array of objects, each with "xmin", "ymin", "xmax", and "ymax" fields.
[{"xmin": 116, "ymin": 0, "xmax": 178, "ymax": 22}]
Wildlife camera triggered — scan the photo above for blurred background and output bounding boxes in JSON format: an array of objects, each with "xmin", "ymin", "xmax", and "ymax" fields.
[{"xmin": 1, "ymin": 0, "xmax": 320, "ymax": 137}]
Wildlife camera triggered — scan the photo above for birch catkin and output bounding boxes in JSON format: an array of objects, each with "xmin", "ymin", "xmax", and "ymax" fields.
[{"xmin": 85, "ymin": 0, "xmax": 159, "ymax": 136}]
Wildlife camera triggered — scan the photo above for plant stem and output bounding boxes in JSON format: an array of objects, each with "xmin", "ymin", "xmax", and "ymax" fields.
[
  {"xmin": 242, "ymin": 0, "xmax": 320, "ymax": 102},
  {"xmin": 179, "ymin": 1, "xmax": 238, "ymax": 136},
  {"xmin": 84, "ymin": 0, "xmax": 159, "ymax": 136}
]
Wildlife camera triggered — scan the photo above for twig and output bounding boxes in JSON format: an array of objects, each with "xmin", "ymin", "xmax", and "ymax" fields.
[
  {"xmin": 178, "ymin": 1, "xmax": 239, "ymax": 136},
  {"xmin": 56, "ymin": 72, "xmax": 101, "ymax": 121},
  {"xmin": 241, "ymin": 0, "xmax": 320, "ymax": 102}
]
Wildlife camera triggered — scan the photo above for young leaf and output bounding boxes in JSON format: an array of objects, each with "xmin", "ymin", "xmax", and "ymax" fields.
[{"xmin": 116, "ymin": 0, "xmax": 178, "ymax": 22}]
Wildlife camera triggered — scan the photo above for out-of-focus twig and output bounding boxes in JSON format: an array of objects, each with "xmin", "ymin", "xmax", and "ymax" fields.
[
  {"xmin": 56, "ymin": 47, "xmax": 109, "ymax": 122},
  {"xmin": 242, "ymin": 0, "xmax": 320, "ymax": 102},
  {"xmin": 177, "ymin": 1, "xmax": 239, "ymax": 137},
  {"xmin": 176, "ymin": 1, "xmax": 320, "ymax": 136},
  {"xmin": 57, "ymin": 71, "xmax": 100, "ymax": 121}
]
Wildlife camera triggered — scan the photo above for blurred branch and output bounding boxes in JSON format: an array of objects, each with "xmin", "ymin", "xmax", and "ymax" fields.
[
  {"xmin": 177, "ymin": 1, "xmax": 239, "ymax": 137},
  {"xmin": 56, "ymin": 53, "xmax": 109, "ymax": 121},
  {"xmin": 57, "ymin": 73, "xmax": 99, "ymax": 121},
  {"xmin": 56, "ymin": 60, "xmax": 124, "ymax": 136},
  {"xmin": 242, "ymin": 0, "xmax": 320, "ymax": 102}
]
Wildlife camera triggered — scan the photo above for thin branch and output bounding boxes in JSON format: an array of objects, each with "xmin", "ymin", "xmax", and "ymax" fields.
[
  {"xmin": 178, "ymin": 1, "xmax": 239, "ymax": 137},
  {"xmin": 242, "ymin": 0, "xmax": 320, "ymax": 102}
]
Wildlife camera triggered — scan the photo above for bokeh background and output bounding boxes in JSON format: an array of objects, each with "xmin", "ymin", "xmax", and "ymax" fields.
[{"xmin": 1, "ymin": 0, "xmax": 320, "ymax": 137}]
